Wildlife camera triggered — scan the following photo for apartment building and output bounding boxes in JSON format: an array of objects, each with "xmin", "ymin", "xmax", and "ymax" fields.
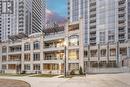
[
  {"xmin": 0, "ymin": 22, "xmax": 84, "ymax": 74},
  {"xmin": 0, "ymin": 0, "xmax": 46, "ymax": 42},
  {"xmin": 68, "ymin": 0, "xmax": 130, "ymax": 73}
]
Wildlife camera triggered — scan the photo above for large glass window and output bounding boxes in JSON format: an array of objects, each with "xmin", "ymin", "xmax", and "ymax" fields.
[
  {"xmin": 68, "ymin": 49, "xmax": 79, "ymax": 60},
  {"xmin": 110, "ymin": 49, "xmax": 116, "ymax": 56},
  {"xmin": 2, "ymin": 64, "xmax": 6, "ymax": 69},
  {"xmin": 100, "ymin": 32, "xmax": 105, "ymax": 44},
  {"xmin": 68, "ymin": 35, "xmax": 79, "ymax": 46},
  {"xmin": 33, "ymin": 53, "xmax": 40, "ymax": 61},
  {"xmin": 24, "ymin": 54, "xmax": 30, "ymax": 61},
  {"xmin": 33, "ymin": 41, "xmax": 40, "ymax": 50},
  {"xmin": 24, "ymin": 43, "xmax": 30, "ymax": 51},
  {"xmin": 69, "ymin": 63, "xmax": 79, "ymax": 70},
  {"xmin": 120, "ymin": 48, "xmax": 127, "ymax": 56},
  {"xmin": 101, "ymin": 49, "xmax": 106, "ymax": 57},
  {"xmin": 2, "ymin": 56, "xmax": 7, "ymax": 62},
  {"xmin": 24, "ymin": 64, "xmax": 30, "ymax": 70},
  {"xmin": 90, "ymin": 50, "xmax": 97, "ymax": 57},
  {"xmin": 2, "ymin": 46, "xmax": 7, "ymax": 53},
  {"xmin": 43, "ymin": 64, "xmax": 59, "ymax": 70},
  {"xmin": 33, "ymin": 64, "xmax": 40, "ymax": 70},
  {"xmin": 72, "ymin": 0, "xmax": 79, "ymax": 21}
]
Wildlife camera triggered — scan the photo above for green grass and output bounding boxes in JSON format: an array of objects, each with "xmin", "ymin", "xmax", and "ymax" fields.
[
  {"xmin": 0, "ymin": 73, "xmax": 33, "ymax": 77},
  {"xmin": 30, "ymin": 74, "xmax": 57, "ymax": 77},
  {"xmin": 58, "ymin": 75, "xmax": 85, "ymax": 78},
  {"xmin": 58, "ymin": 75, "xmax": 73, "ymax": 78}
]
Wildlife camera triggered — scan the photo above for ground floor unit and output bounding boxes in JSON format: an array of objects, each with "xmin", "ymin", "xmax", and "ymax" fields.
[{"xmin": 1, "ymin": 42, "xmax": 130, "ymax": 74}]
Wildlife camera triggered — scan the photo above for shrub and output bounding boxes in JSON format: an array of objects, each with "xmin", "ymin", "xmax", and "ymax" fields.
[
  {"xmin": 70, "ymin": 70, "xmax": 75, "ymax": 75},
  {"xmin": 79, "ymin": 67, "xmax": 83, "ymax": 75}
]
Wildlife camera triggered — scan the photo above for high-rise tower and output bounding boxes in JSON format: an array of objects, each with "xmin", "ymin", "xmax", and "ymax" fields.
[{"xmin": 0, "ymin": 0, "xmax": 46, "ymax": 42}]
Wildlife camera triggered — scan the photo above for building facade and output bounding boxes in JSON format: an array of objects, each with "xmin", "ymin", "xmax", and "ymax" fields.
[
  {"xmin": 0, "ymin": 23, "xmax": 84, "ymax": 74},
  {"xmin": 1, "ymin": 0, "xmax": 130, "ymax": 74},
  {"xmin": 68, "ymin": 0, "xmax": 130, "ymax": 73},
  {"xmin": 0, "ymin": 0, "xmax": 46, "ymax": 42},
  {"xmin": 0, "ymin": 20, "xmax": 130, "ymax": 74}
]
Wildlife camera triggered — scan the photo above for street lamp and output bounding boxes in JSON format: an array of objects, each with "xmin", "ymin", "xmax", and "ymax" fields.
[{"xmin": 64, "ymin": 40, "xmax": 67, "ymax": 77}]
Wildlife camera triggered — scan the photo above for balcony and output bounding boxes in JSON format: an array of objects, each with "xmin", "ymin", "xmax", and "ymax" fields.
[
  {"xmin": 44, "ymin": 57, "xmax": 63, "ymax": 60},
  {"xmin": 118, "ymin": 4, "xmax": 126, "ymax": 9},
  {"xmin": 44, "ymin": 40, "xmax": 64, "ymax": 52},
  {"xmin": 8, "ymin": 45, "xmax": 22, "ymax": 53},
  {"xmin": 90, "ymin": 17, "xmax": 96, "ymax": 21},
  {"xmin": 118, "ymin": 17, "xmax": 126, "ymax": 22},
  {"xmin": 118, "ymin": 23, "xmax": 126, "ymax": 28},
  {"xmin": 119, "ymin": 35, "xmax": 125, "ymax": 40},
  {"xmin": 118, "ymin": 29, "xmax": 125, "ymax": 34},
  {"xmin": 44, "ymin": 31, "xmax": 64, "ymax": 41},
  {"xmin": 68, "ymin": 24, "xmax": 79, "ymax": 32},
  {"xmin": 90, "ymin": 22, "xmax": 96, "ymax": 27},
  {"xmin": 43, "ymin": 46, "xmax": 64, "ymax": 52},
  {"xmin": 90, "ymin": 40, "xmax": 96, "ymax": 44},
  {"xmin": 118, "ymin": 10, "xmax": 126, "ymax": 14},
  {"xmin": 90, "ymin": 0, "xmax": 96, "ymax": 3},
  {"xmin": 90, "ymin": 0, "xmax": 96, "ymax": 7},
  {"xmin": 90, "ymin": 34, "xmax": 96, "ymax": 38},
  {"xmin": 118, "ymin": 0, "xmax": 126, "ymax": 5}
]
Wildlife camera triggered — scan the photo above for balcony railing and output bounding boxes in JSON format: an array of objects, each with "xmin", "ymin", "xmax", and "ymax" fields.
[
  {"xmin": 44, "ymin": 57, "xmax": 63, "ymax": 60},
  {"xmin": 44, "ymin": 31, "xmax": 64, "ymax": 39},
  {"xmin": 44, "ymin": 45, "xmax": 64, "ymax": 49}
]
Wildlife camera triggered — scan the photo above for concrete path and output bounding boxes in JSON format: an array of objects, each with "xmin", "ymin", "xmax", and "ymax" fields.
[{"xmin": 0, "ymin": 73, "xmax": 130, "ymax": 87}]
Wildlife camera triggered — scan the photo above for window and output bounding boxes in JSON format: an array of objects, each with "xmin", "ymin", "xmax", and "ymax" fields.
[
  {"xmin": 90, "ymin": 50, "xmax": 97, "ymax": 57},
  {"xmin": 24, "ymin": 64, "xmax": 30, "ymax": 70},
  {"xmin": 69, "ymin": 35, "xmax": 79, "ymax": 46},
  {"xmin": 24, "ymin": 54, "xmax": 30, "ymax": 61},
  {"xmin": 101, "ymin": 49, "xmax": 106, "ymax": 57},
  {"xmin": 33, "ymin": 53, "xmax": 40, "ymax": 61},
  {"xmin": 84, "ymin": 50, "xmax": 88, "ymax": 57},
  {"xmin": 2, "ymin": 56, "xmax": 6, "ymax": 62},
  {"xmin": 24, "ymin": 43, "xmax": 30, "ymax": 51},
  {"xmin": 33, "ymin": 41, "xmax": 40, "ymax": 50},
  {"xmin": 43, "ymin": 64, "xmax": 59, "ymax": 70},
  {"xmin": 120, "ymin": 48, "xmax": 127, "ymax": 56},
  {"xmin": 33, "ymin": 64, "xmax": 40, "ymax": 70},
  {"xmin": 69, "ymin": 63, "xmax": 79, "ymax": 70},
  {"xmin": 68, "ymin": 49, "xmax": 79, "ymax": 60},
  {"xmin": 2, "ymin": 64, "xmax": 6, "ymax": 69},
  {"xmin": 2, "ymin": 46, "xmax": 7, "ymax": 53},
  {"xmin": 110, "ymin": 49, "xmax": 116, "ymax": 56},
  {"xmin": 100, "ymin": 32, "xmax": 105, "ymax": 44}
]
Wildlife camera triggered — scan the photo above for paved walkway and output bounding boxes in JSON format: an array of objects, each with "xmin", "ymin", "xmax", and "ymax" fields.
[
  {"xmin": 0, "ymin": 79, "xmax": 30, "ymax": 87},
  {"xmin": 0, "ymin": 73, "xmax": 130, "ymax": 87}
]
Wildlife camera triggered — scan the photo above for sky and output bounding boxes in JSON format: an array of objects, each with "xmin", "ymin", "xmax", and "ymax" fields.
[
  {"xmin": 46, "ymin": 0, "xmax": 67, "ymax": 25},
  {"xmin": 47, "ymin": 0, "xmax": 67, "ymax": 17}
]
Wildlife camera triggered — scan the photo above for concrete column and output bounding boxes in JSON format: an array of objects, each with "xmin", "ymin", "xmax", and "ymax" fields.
[
  {"xmin": 59, "ymin": 63, "xmax": 61, "ymax": 74},
  {"xmin": 79, "ymin": 19, "xmax": 84, "ymax": 72},
  {"xmin": 107, "ymin": 43, "xmax": 109, "ymax": 63},
  {"xmin": 7, "ymin": 45, "xmax": 9, "ymax": 70},
  {"xmin": 88, "ymin": 45, "xmax": 91, "ymax": 68},
  {"xmin": 127, "ymin": 47, "xmax": 130, "ymax": 58},
  {"xmin": 0, "ymin": 45, "xmax": 2, "ymax": 70},
  {"xmin": 30, "ymin": 41, "xmax": 33, "ymax": 72},
  {"xmin": 21, "ymin": 42, "xmax": 24, "ymax": 72},
  {"xmin": 40, "ymin": 37, "xmax": 43, "ymax": 73}
]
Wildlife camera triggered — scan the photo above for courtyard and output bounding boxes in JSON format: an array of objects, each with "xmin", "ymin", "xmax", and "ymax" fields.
[{"xmin": 0, "ymin": 73, "xmax": 130, "ymax": 87}]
